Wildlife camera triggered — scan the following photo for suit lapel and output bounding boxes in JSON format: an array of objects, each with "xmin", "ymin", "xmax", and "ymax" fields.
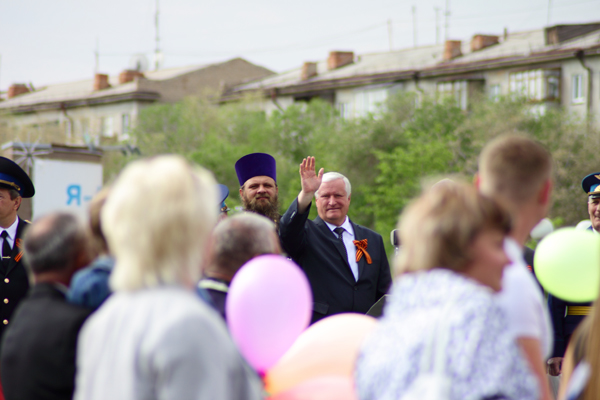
[
  {"xmin": 315, "ymin": 217, "xmax": 349, "ymax": 266},
  {"xmin": 351, "ymin": 220, "xmax": 367, "ymax": 280},
  {"xmin": 6, "ymin": 218, "xmax": 27, "ymax": 275}
]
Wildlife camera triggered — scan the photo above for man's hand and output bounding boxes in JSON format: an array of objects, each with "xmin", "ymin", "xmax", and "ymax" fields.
[
  {"xmin": 547, "ymin": 357, "xmax": 563, "ymax": 376},
  {"xmin": 297, "ymin": 156, "xmax": 324, "ymax": 214}
]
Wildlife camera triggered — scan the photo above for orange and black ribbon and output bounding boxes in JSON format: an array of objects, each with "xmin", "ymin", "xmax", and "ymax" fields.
[
  {"xmin": 14, "ymin": 238, "xmax": 23, "ymax": 262},
  {"xmin": 353, "ymin": 239, "xmax": 372, "ymax": 264}
]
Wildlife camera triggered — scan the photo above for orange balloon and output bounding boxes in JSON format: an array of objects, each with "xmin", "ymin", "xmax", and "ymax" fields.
[
  {"xmin": 267, "ymin": 375, "xmax": 358, "ymax": 400},
  {"xmin": 264, "ymin": 313, "xmax": 378, "ymax": 395}
]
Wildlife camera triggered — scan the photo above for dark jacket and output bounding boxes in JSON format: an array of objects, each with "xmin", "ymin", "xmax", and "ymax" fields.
[
  {"xmin": 0, "ymin": 217, "xmax": 30, "ymax": 341},
  {"xmin": 279, "ymin": 198, "xmax": 392, "ymax": 323},
  {"xmin": 1, "ymin": 283, "xmax": 91, "ymax": 400}
]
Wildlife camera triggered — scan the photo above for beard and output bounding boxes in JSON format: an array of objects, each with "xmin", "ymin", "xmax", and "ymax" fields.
[{"xmin": 241, "ymin": 191, "xmax": 280, "ymax": 225}]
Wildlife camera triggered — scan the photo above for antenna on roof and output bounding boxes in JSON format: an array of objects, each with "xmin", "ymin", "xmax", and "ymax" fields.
[
  {"xmin": 388, "ymin": 19, "xmax": 393, "ymax": 51},
  {"xmin": 412, "ymin": 5, "xmax": 417, "ymax": 47},
  {"xmin": 435, "ymin": 7, "xmax": 441, "ymax": 44},
  {"xmin": 128, "ymin": 54, "xmax": 149, "ymax": 72},
  {"xmin": 154, "ymin": 0, "xmax": 163, "ymax": 70},
  {"xmin": 94, "ymin": 38, "xmax": 99, "ymax": 74},
  {"xmin": 444, "ymin": 0, "xmax": 450, "ymax": 41}
]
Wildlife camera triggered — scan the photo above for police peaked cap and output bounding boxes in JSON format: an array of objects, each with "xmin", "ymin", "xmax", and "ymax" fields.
[
  {"xmin": 0, "ymin": 157, "xmax": 35, "ymax": 198},
  {"xmin": 235, "ymin": 153, "xmax": 277, "ymax": 186},
  {"xmin": 582, "ymin": 172, "xmax": 600, "ymax": 199}
]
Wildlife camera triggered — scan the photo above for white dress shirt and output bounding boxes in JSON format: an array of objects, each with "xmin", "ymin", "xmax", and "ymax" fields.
[
  {"xmin": 1, "ymin": 217, "xmax": 19, "ymax": 257},
  {"xmin": 324, "ymin": 217, "xmax": 359, "ymax": 281}
]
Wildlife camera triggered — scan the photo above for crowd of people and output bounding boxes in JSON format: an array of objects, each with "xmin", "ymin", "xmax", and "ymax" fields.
[{"xmin": 0, "ymin": 133, "xmax": 597, "ymax": 400}]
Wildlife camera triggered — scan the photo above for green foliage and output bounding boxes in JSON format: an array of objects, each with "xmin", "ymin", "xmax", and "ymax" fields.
[{"xmin": 107, "ymin": 91, "xmax": 598, "ymax": 261}]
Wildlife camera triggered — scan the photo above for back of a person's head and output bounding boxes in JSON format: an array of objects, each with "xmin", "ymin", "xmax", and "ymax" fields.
[
  {"xmin": 208, "ymin": 213, "xmax": 279, "ymax": 277},
  {"xmin": 102, "ymin": 155, "xmax": 218, "ymax": 291},
  {"xmin": 88, "ymin": 187, "xmax": 110, "ymax": 257},
  {"xmin": 478, "ymin": 135, "xmax": 552, "ymax": 207},
  {"xmin": 395, "ymin": 181, "xmax": 511, "ymax": 275},
  {"xmin": 24, "ymin": 212, "xmax": 89, "ymax": 275}
]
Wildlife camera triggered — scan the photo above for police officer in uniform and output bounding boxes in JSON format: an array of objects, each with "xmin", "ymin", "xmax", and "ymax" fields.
[
  {"xmin": 0, "ymin": 157, "xmax": 35, "ymax": 343},
  {"xmin": 547, "ymin": 172, "xmax": 599, "ymax": 375}
]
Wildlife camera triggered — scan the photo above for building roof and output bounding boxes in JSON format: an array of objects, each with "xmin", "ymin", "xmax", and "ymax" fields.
[
  {"xmin": 421, "ymin": 26, "xmax": 600, "ymax": 77},
  {"xmin": 224, "ymin": 23, "xmax": 600, "ymax": 100},
  {"xmin": 237, "ymin": 44, "xmax": 445, "ymax": 92},
  {"xmin": 0, "ymin": 58, "xmax": 273, "ymax": 113}
]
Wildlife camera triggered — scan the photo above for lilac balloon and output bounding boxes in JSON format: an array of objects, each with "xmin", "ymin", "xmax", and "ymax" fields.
[{"xmin": 226, "ymin": 255, "xmax": 312, "ymax": 373}]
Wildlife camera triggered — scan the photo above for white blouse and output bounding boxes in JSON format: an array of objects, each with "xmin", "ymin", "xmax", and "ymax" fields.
[
  {"xmin": 355, "ymin": 268, "xmax": 539, "ymax": 400},
  {"xmin": 74, "ymin": 286, "xmax": 262, "ymax": 400}
]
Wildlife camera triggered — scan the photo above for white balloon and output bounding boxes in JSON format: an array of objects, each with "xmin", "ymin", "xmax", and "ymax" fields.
[
  {"xmin": 576, "ymin": 220, "xmax": 592, "ymax": 231},
  {"xmin": 530, "ymin": 218, "xmax": 554, "ymax": 240}
]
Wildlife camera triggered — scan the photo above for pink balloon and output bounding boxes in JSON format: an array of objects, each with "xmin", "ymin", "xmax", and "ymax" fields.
[{"xmin": 226, "ymin": 255, "xmax": 312, "ymax": 373}]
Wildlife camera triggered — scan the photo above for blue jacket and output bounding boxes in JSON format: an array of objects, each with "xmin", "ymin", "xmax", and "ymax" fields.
[{"xmin": 68, "ymin": 256, "xmax": 114, "ymax": 310}]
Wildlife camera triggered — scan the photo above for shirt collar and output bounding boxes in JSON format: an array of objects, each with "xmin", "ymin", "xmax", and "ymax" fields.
[
  {"xmin": 2, "ymin": 217, "xmax": 19, "ymax": 241},
  {"xmin": 324, "ymin": 217, "xmax": 354, "ymax": 237}
]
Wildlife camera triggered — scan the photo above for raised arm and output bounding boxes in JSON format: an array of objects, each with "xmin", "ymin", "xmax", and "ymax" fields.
[{"xmin": 297, "ymin": 156, "xmax": 324, "ymax": 214}]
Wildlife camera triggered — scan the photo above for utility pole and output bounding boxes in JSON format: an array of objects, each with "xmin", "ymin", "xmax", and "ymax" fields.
[
  {"xmin": 435, "ymin": 7, "xmax": 440, "ymax": 45},
  {"xmin": 412, "ymin": 5, "xmax": 417, "ymax": 48},
  {"xmin": 94, "ymin": 38, "xmax": 99, "ymax": 74},
  {"xmin": 388, "ymin": 19, "xmax": 393, "ymax": 51},
  {"xmin": 154, "ymin": 0, "xmax": 161, "ymax": 70},
  {"xmin": 445, "ymin": 0, "xmax": 450, "ymax": 41},
  {"xmin": 547, "ymin": 0, "xmax": 552, "ymax": 26}
]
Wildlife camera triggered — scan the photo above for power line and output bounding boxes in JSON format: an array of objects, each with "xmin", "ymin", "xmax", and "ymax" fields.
[{"xmin": 95, "ymin": 0, "xmax": 599, "ymax": 62}]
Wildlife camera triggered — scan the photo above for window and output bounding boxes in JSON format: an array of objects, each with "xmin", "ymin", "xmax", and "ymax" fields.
[
  {"xmin": 489, "ymin": 84, "xmax": 501, "ymax": 101},
  {"xmin": 437, "ymin": 81, "xmax": 468, "ymax": 110},
  {"xmin": 508, "ymin": 69, "xmax": 560, "ymax": 101},
  {"xmin": 64, "ymin": 119, "xmax": 72, "ymax": 139},
  {"xmin": 101, "ymin": 117, "xmax": 114, "ymax": 137},
  {"xmin": 572, "ymin": 74, "xmax": 585, "ymax": 103},
  {"xmin": 338, "ymin": 103, "xmax": 350, "ymax": 119},
  {"xmin": 122, "ymin": 114, "xmax": 131, "ymax": 136},
  {"xmin": 354, "ymin": 88, "xmax": 388, "ymax": 118}
]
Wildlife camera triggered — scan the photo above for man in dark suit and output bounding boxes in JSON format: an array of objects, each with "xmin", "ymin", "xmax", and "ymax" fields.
[
  {"xmin": 1, "ymin": 212, "xmax": 92, "ymax": 400},
  {"xmin": 279, "ymin": 156, "xmax": 392, "ymax": 323},
  {"xmin": 0, "ymin": 157, "xmax": 35, "ymax": 342}
]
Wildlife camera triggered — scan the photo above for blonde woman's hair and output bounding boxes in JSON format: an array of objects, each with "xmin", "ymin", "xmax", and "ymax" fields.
[
  {"xmin": 574, "ymin": 298, "xmax": 600, "ymax": 400},
  {"xmin": 102, "ymin": 155, "xmax": 218, "ymax": 291},
  {"xmin": 395, "ymin": 181, "xmax": 511, "ymax": 275}
]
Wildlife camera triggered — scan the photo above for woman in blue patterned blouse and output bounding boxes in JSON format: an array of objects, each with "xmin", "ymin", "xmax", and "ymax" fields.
[{"xmin": 356, "ymin": 182, "xmax": 539, "ymax": 400}]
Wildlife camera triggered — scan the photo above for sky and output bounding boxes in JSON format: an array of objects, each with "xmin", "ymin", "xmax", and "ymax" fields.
[{"xmin": 1, "ymin": 0, "xmax": 599, "ymax": 91}]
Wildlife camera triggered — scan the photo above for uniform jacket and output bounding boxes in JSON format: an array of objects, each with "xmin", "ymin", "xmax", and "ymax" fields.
[
  {"xmin": 1, "ymin": 283, "xmax": 91, "ymax": 400},
  {"xmin": 0, "ymin": 217, "xmax": 29, "ymax": 341},
  {"xmin": 280, "ymin": 198, "xmax": 392, "ymax": 323},
  {"xmin": 548, "ymin": 294, "xmax": 591, "ymax": 358}
]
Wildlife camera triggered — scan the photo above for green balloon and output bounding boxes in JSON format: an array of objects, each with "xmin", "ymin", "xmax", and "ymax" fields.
[{"xmin": 534, "ymin": 227, "xmax": 600, "ymax": 302}]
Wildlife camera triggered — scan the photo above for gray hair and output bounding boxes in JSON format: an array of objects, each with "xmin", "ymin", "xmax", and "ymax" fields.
[
  {"xmin": 315, "ymin": 172, "xmax": 351, "ymax": 198},
  {"xmin": 24, "ymin": 212, "xmax": 89, "ymax": 274},
  {"xmin": 208, "ymin": 213, "xmax": 280, "ymax": 277}
]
